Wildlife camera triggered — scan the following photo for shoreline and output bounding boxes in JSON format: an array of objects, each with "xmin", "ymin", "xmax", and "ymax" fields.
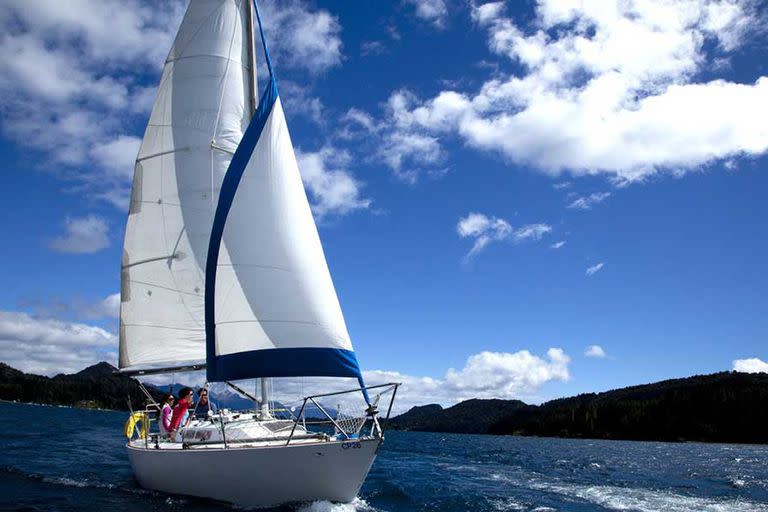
[
  {"xmin": 0, "ymin": 399, "xmax": 119, "ymax": 413},
  {"xmin": 4, "ymin": 400, "xmax": 767, "ymax": 449}
]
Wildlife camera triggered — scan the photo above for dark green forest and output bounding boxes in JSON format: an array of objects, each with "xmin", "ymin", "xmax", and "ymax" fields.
[
  {"xmin": 390, "ymin": 372, "xmax": 768, "ymax": 444},
  {"xmin": 0, "ymin": 362, "xmax": 164, "ymax": 410}
]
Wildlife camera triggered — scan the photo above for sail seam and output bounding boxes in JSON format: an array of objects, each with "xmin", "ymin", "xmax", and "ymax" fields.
[
  {"xmin": 215, "ymin": 319, "xmax": 327, "ymax": 326},
  {"xmin": 165, "ymin": 54, "xmax": 249, "ymax": 68},
  {"xmin": 121, "ymin": 323, "xmax": 203, "ymax": 332},
  {"xmin": 216, "ymin": 263, "xmax": 290, "ymax": 271}
]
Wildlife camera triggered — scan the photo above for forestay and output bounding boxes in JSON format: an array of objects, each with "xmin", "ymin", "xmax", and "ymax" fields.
[
  {"xmin": 120, "ymin": 0, "xmax": 250, "ymax": 369},
  {"xmin": 204, "ymin": 3, "xmax": 364, "ymax": 386}
]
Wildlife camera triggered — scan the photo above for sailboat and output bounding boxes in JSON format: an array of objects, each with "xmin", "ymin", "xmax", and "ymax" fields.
[{"xmin": 118, "ymin": 0, "xmax": 398, "ymax": 507}]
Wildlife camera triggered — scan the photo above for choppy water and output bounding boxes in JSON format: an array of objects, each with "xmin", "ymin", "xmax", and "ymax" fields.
[{"xmin": 3, "ymin": 401, "xmax": 768, "ymax": 511}]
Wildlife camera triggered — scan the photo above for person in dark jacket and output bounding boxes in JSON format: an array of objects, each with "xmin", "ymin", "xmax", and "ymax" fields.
[{"xmin": 193, "ymin": 387, "xmax": 217, "ymax": 419}]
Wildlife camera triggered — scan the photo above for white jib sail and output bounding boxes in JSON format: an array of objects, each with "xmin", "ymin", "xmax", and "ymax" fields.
[
  {"xmin": 119, "ymin": 0, "xmax": 251, "ymax": 369},
  {"xmin": 212, "ymin": 96, "xmax": 354, "ymax": 360}
]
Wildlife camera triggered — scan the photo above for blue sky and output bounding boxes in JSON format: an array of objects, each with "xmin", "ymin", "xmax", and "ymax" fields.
[{"xmin": 1, "ymin": 0, "xmax": 767, "ymax": 408}]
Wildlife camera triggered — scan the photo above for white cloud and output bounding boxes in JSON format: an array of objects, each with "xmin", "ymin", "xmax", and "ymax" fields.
[
  {"xmin": 361, "ymin": 40, "xmax": 388, "ymax": 56},
  {"xmin": 257, "ymin": 347, "xmax": 572, "ymax": 414},
  {"xmin": 567, "ymin": 192, "xmax": 612, "ymax": 210},
  {"xmin": 0, "ymin": 0, "xmax": 185, "ymax": 208},
  {"xmin": 733, "ymin": 357, "xmax": 768, "ymax": 373},
  {"xmin": 49, "ymin": 215, "xmax": 110, "ymax": 254},
  {"xmin": 1, "ymin": 0, "xmax": 345, "ymax": 211},
  {"xmin": 405, "ymin": 0, "xmax": 449, "ymax": 28},
  {"xmin": 471, "ymin": 1, "xmax": 506, "ymax": 26},
  {"xmin": 89, "ymin": 136, "xmax": 142, "ymax": 182},
  {"xmin": 0, "ymin": 311, "xmax": 116, "ymax": 375},
  {"xmin": 513, "ymin": 223, "xmax": 553, "ymax": 242},
  {"xmin": 378, "ymin": 0, "xmax": 768, "ymax": 181},
  {"xmin": 87, "ymin": 293, "xmax": 120, "ymax": 320},
  {"xmin": 260, "ymin": 0, "xmax": 343, "ymax": 75},
  {"xmin": 586, "ymin": 262, "xmax": 605, "ymax": 276},
  {"xmin": 585, "ymin": 345, "xmax": 607, "ymax": 358},
  {"xmin": 457, "ymin": 212, "xmax": 513, "ymax": 259},
  {"xmin": 382, "ymin": 131, "xmax": 443, "ymax": 183},
  {"xmin": 279, "ymin": 81, "xmax": 325, "ymax": 126},
  {"xmin": 296, "ymin": 147, "xmax": 371, "ymax": 219},
  {"xmin": 551, "ymin": 240, "xmax": 567, "ymax": 249},
  {"xmin": 457, "ymin": 213, "xmax": 551, "ymax": 260},
  {"xmin": 368, "ymin": 348, "xmax": 571, "ymax": 411}
]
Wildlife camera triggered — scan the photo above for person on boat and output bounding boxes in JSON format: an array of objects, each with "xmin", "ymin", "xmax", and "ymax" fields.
[
  {"xmin": 192, "ymin": 388, "xmax": 217, "ymax": 419},
  {"xmin": 168, "ymin": 387, "xmax": 194, "ymax": 439},
  {"xmin": 159, "ymin": 394, "xmax": 174, "ymax": 438}
]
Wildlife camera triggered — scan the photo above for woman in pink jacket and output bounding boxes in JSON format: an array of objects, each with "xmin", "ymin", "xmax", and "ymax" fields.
[{"xmin": 159, "ymin": 394, "xmax": 175, "ymax": 438}]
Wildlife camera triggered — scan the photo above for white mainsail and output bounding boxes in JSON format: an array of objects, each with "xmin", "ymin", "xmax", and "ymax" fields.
[{"xmin": 120, "ymin": 0, "xmax": 250, "ymax": 369}]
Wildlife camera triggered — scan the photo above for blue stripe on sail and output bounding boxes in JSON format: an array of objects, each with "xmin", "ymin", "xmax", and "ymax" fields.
[{"xmin": 209, "ymin": 347, "xmax": 363, "ymax": 381}]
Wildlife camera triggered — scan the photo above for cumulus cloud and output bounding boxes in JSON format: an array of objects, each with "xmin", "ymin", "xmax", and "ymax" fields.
[
  {"xmin": 0, "ymin": 0, "xmax": 345, "ymax": 210},
  {"xmin": 257, "ymin": 347, "xmax": 572, "ymax": 414},
  {"xmin": 457, "ymin": 212, "xmax": 551, "ymax": 260},
  {"xmin": 0, "ymin": 0, "xmax": 185, "ymax": 207},
  {"xmin": 550, "ymin": 240, "xmax": 566, "ymax": 249},
  {"xmin": 585, "ymin": 345, "xmax": 607, "ymax": 358},
  {"xmin": 49, "ymin": 215, "xmax": 110, "ymax": 254},
  {"xmin": 296, "ymin": 147, "xmax": 371, "ymax": 219},
  {"xmin": 405, "ymin": 0, "xmax": 449, "ymax": 28},
  {"xmin": 733, "ymin": 357, "xmax": 768, "ymax": 373},
  {"xmin": 260, "ymin": 0, "xmax": 343, "ymax": 75},
  {"xmin": 586, "ymin": 262, "xmax": 605, "ymax": 276},
  {"xmin": 90, "ymin": 293, "xmax": 121, "ymax": 320},
  {"xmin": 567, "ymin": 192, "xmax": 612, "ymax": 210},
  {"xmin": 89, "ymin": 135, "xmax": 142, "ymax": 182},
  {"xmin": 0, "ymin": 311, "xmax": 117, "ymax": 375},
  {"xmin": 377, "ymin": 0, "xmax": 768, "ymax": 182}
]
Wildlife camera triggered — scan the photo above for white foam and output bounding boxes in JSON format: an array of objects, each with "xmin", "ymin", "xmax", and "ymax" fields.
[
  {"xmin": 488, "ymin": 497, "xmax": 526, "ymax": 511},
  {"xmin": 532, "ymin": 482, "xmax": 768, "ymax": 512},
  {"xmin": 42, "ymin": 476, "xmax": 116, "ymax": 490},
  {"xmin": 296, "ymin": 498, "xmax": 378, "ymax": 512}
]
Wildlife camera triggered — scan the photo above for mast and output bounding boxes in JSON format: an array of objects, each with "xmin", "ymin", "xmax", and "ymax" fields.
[
  {"xmin": 245, "ymin": 0, "xmax": 258, "ymax": 115},
  {"xmin": 243, "ymin": 0, "xmax": 270, "ymax": 418}
]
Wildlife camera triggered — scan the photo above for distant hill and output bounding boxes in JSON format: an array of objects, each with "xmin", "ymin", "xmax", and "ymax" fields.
[
  {"xmin": 0, "ymin": 362, "xmax": 340, "ymax": 418},
  {"xmin": 0, "ymin": 362, "xmax": 164, "ymax": 410},
  {"xmin": 390, "ymin": 372, "xmax": 768, "ymax": 444},
  {"xmin": 389, "ymin": 399, "xmax": 529, "ymax": 434}
]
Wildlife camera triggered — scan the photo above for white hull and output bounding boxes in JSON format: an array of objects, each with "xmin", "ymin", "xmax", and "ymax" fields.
[{"xmin": 127, "ymin": 437, "xmax": 381, "ymax": 508}]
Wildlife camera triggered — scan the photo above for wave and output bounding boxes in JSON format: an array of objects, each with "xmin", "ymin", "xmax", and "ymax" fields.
[
  {"xmin": 1, "ymin": 465, "xmax": 148, "ymax": 496},
  {"xmin": 487, "ymin": 470, "xmax": 768, "ymax": 512},
  {"xmin": 532, "ymin": 481, "xmax": 768, "ymax": 512}
]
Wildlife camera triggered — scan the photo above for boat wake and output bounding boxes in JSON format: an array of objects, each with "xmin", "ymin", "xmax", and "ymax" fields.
[
  {"xmin": 296, "ymin": 497, "xmax": 380, "ymax": 512},
  {"xmin": 488, "ymin": 472, "xmax": 768, "ymax": 512},
  {"xmin": 1, "ymin": 465, "xmax": 147, "ymax": 496},
  {"xmin": 537, "ymin": 482, "xmax": 768, "ymax": 512}
]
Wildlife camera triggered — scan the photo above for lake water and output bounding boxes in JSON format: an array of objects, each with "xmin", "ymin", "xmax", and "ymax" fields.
[{"xmin": 3, "ymin": 401, "xmax": 768, "ymax": 511}]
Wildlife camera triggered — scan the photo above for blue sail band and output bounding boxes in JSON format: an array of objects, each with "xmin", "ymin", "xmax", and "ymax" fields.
[{"xmin": 209, "ymin": 347, "xmax": 363, "ymax": 382}]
